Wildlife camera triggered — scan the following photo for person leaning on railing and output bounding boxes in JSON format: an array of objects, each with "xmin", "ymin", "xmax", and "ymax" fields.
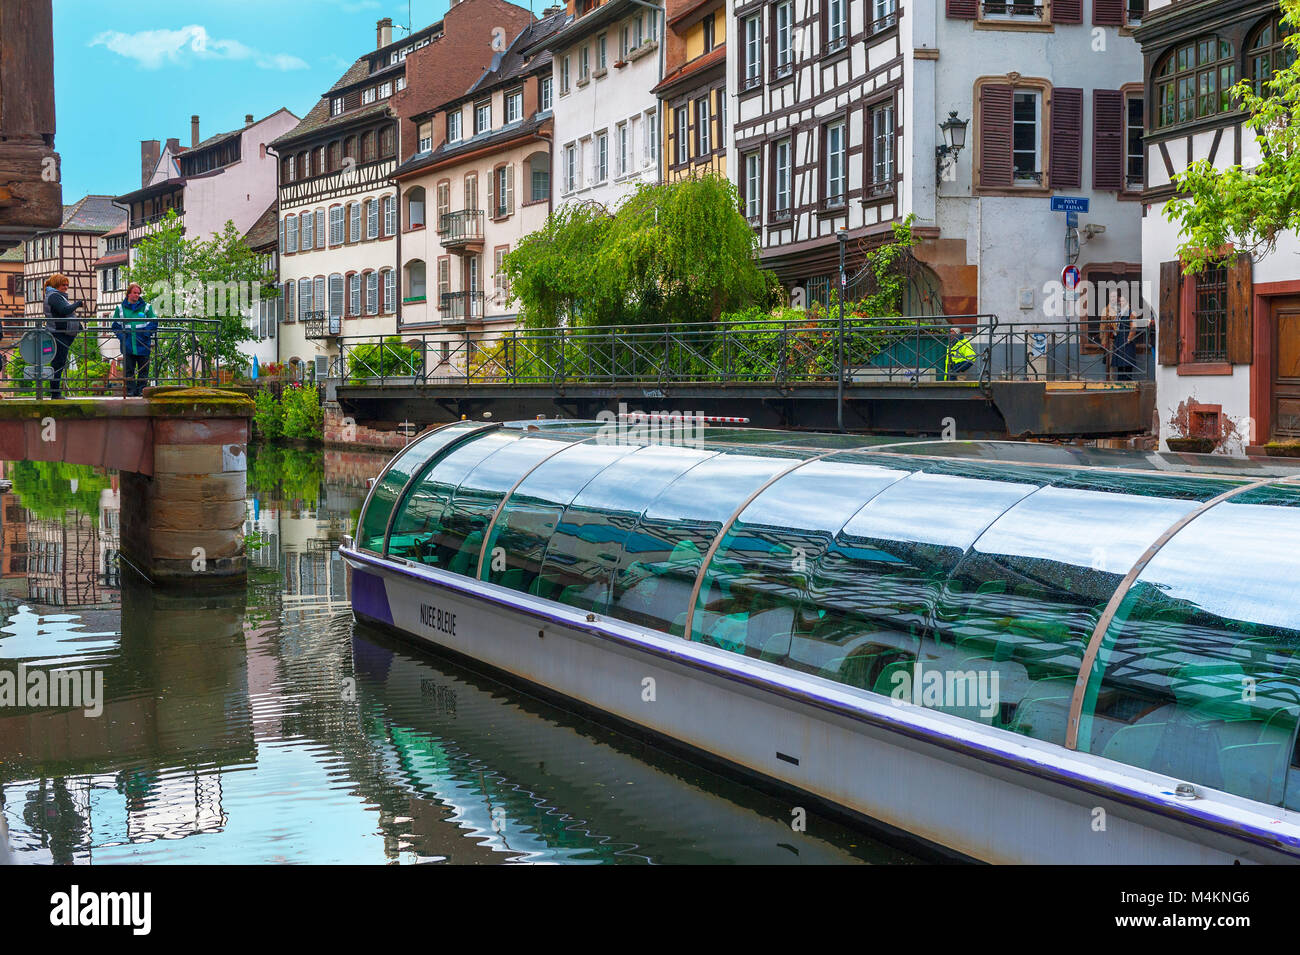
[
  {"xmin": 110, "ymin": 283, "xmax": 158, "ymax": 397},
  {"xmin": 944, "ymin": 325, "xmax": 977, "ymax": 381},
  {"xmin": 43, "ymin": 273, "xmax": 86, "ymax": 400}
]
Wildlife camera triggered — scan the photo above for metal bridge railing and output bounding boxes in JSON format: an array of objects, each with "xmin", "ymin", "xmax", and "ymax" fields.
[
  {"xmin": 330, "ymin": 314, "xmax": 1155, "ymax": 390},
  {"xmin": 0, "ymin": 318, "xmax": 225, "ymax": 398}
]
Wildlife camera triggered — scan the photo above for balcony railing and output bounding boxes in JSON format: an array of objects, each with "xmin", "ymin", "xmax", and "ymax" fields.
[
  {"xmin": 981, "ymin": 0, "xmax": 1045, "ymax": 17},
  {"xmin": 438, "ymin": 209, "xmax": 484, "ymax": 246},
  {"xmin": 439, "ymin": 291, "xmax": 485, "ymax": 324},
  {"xmin": 303, "ymin": 310, "xmax": 341, "ymax": 339}
]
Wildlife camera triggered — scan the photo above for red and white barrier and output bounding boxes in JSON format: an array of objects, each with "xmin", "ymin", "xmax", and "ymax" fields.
[{"xmin": 618, "ymin": 412, "xmax": 751, "ymax": 424}]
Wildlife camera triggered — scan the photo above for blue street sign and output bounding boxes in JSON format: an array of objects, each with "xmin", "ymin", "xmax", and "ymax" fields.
[
  {"xmin": 1066, "ymin": 210, "xmax": 1078, "ymax": 228},
  {"xmin": 1051, "ymin": 196, "xmax": 1090, "ymax": 213}
]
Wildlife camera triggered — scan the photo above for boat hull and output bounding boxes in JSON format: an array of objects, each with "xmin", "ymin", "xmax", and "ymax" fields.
[{"xmin": 342, "ymin": 546, "xmax": 1300, "ymax": 865}]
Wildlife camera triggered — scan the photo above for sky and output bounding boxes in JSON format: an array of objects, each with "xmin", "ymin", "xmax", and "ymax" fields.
[{"xmin": 50, "ymin": 0, "xmax": 488, "ymax": 202}]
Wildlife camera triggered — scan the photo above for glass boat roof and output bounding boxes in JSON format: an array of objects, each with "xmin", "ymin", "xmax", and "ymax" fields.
[{"xmin": 356, "ymin": 420, "xmax": 1300, "ymax": 810}]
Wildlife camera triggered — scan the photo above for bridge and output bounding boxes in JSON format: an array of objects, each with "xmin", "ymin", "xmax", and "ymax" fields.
[
  {"xmin": 328, "ymin": 315, "xmax": 1155, "ymax": 439},
  {"xmin": 0, "ymin": 320, "xmax": 252, "ymax": 587}
]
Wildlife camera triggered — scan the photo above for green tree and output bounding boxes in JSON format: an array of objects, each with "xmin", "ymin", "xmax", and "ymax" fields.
[
  {"xmin": 503, "ymin": 175, "xmax": 775, "ymax": 328},
  {"xmin": 1164, "ymin": 0, "xmax": 1300, "ymax": 272},
  {"xmin": 128, "ymin": 209, "xmax": 278, "ymax": 368},
  {"xmin": 9, "ymin": 461, "xmax": 111, "ymax": 523}
]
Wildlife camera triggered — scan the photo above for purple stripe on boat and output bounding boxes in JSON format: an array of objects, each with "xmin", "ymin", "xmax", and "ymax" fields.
[{"xmin": 351, "ymin": 569, "xmax": 393, "ymax": 626}]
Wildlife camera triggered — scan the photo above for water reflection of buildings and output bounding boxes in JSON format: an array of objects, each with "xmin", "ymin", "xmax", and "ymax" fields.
[{"xmin": 0, "ymin": 477, "xmax": 120, "ymax": 608}]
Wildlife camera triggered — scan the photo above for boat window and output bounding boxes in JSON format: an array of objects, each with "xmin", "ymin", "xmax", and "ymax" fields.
[
  {"xmin": 925, "ymin": 471, "xmax": 1234, "ymax": 742},
  {"xmin": 357, "ymin": 422, "xmax": 489, "ymax": 553},
  {"xmin": 690, "ymin": 455, "xmax": 912, "ymax": 660},
  {"xmin": 536, "ymin": 444, "xmax": 721, "ymax": 614},
  {"xmin": 608, "ymin": 447, "xmax": 814, "ymax": 634},
  {"xmin": 1079, "ymin": 483, "xmax": 1300, "ymax": 808},
  {"xmin": 386, "ymin": 430, "xmax": 524, "ymax": 566},
  {"xmin": 482, "ymin": 441, "xmax": 642, "ymax": 599}
]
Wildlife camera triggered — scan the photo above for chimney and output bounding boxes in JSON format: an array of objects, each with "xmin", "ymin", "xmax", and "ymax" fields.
[
  {"xmin": 141, "ymin": 139, "xmax": 161, "ymax": 187},
  {"xmin": 376, "ymin": 17, "xmax": 393, "ymax": 49},
  {"xmin": 165, "ymin": 137, "xmax": 180, "ymax": 157},
  {"xmin": 245, "ymin": 113, "xmax": 254, "ymax": 126},
  {"xmin": 191, "ymin": 115, "xmax": 200, "ymax": 147}
]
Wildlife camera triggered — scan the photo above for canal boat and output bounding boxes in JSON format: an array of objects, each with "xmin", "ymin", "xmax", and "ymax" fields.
[{"xmin": 340, "ymin": 419, "xmax": 1300, "ymax": 863}]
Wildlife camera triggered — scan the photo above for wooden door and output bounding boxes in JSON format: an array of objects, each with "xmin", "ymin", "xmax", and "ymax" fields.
[{"xmin": 1272, "ymin": 297, "xmax": 1300, "ymax": 438}]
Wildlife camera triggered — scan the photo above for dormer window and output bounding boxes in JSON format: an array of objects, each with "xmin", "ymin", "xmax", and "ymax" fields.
[{"xmin": 331, "ymin": 97, "xmax": 344, "ymax": 116}]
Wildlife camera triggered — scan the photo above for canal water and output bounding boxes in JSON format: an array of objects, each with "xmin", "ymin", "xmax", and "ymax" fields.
[{"xmin": 0, "ymin": 448, "xmax": 925, "ymax": 864}]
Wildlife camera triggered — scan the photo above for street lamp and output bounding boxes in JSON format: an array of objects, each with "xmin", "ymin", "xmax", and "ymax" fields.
[{"xmin": 935, "ymin": 110, "xmax": 969, "ymax": 184}]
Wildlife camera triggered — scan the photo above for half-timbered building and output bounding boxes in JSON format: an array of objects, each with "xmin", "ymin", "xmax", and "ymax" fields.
[
  {"xmin": 1139, "ymin": 0, "xmax": 1295, "ymax": 452},
  {"xmin": 272, "ymin": 3, "xmax": 534, "ymax": 380},
  {"xmin": 93, "ymin": 222, "xmax": 128, "ymax": 319},
  {"xmin": 243, "ymin": 202, "xmax": 283, "ymax": 368},
  {"xmin": 0, "ymin": 247, "xmax": 24, "ymax": 325},
  {"xmin": 21, "ymin": 195, "xmax": 125, "ymax": 319},
  {"xmin": 727, "ymin": 0, "xmax": 1144, "ymax": 326},
  {"xmin": 393, "ymin": 10, "xmax": 566, "ymax": 373},
  {"xmin": 544, "ymin": 0, "xmax": 664, "ymax": 212},
  {"xmin": 657, "ymin": 0, "xmax": 728, "ymax": 181}
]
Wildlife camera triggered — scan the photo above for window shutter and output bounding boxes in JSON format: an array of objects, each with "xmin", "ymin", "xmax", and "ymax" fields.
[
  {"xmin": 350, "ymin": 202, "xmax": 361, "ymax": 242},
  {"xmin": 314, "ymin": 276, "xmax": 326, "ymax": 318},
  {"xmin": 367, "ymin": 200, "xmax": 379, "ymax": 238},
  {"xmin": 978, "ymin": 84, "xmax": 1014, "ymax": 188},
  {"xmin": 1049, "ymin": 88, "xmax": 1083, "ymax": 189},
  {"xmin": 384, "ymin": 269, "xmax": 396, "ymax": 312},
  {"xmin": 316, "ymin": 209, "xmax": 326, "ymax": 248},
  {"xmin": 1093, "ymin": 89, "xmax": 1124, "ymax": 190},
  {"xmin": 946, "ymin": 0, "xmax": 978, "ymax": 18},
  {"xmin": 1158, "ymin": 260, "xmax": 1181, "ymax": 365},
  {"xmin": 329, "ymin": 273, "xmax": 344, "ymax": 327},
  {"xmin": 1227, "ymin": 252, "xmax": 1254, "ymax": 364},
  {"xmin": 487, "ymin": 171, "xmax": 495, "ymax": 218},
  {"xmin": 506, "ymin": 164, "xmax": 515, "ymax": 215},
  {"xmin": 349, "ymin": 274, "xmax": 360, "ymax": 316},
  {"xmin": 1054, "ymin": 0, "xmax": 1082, "ymax": 23},
  {"xmin": 1093, "ymin": 0, "xmax": 1123, "ymax": 26}
]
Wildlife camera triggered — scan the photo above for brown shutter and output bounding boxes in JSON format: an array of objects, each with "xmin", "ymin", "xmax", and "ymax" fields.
[
  {"xmin": 1049, "ymin": 88, "xmax": 1083, "ymax": 189},
  {"xmin": 1093, "ymin": 0, "xmax": 1124, "ymax": 25},
  {"xmin": 947, "ymin": 0, "xmax": 978, "ymax": 18},
  {"xmin": 1054, "ymin": 0, "xmax": 1083, "ymax": 24},
  {"xmin": 979, "ymin": 84, "xmax": 1014, "ymax": 188},
  {"xmin": 1158, "ymin": 259, "xmax": 1181, "ymax": 365},
  {"xmin": 1227, "ymin": 252, "xmax": 1254, "ymax": 364},
  {"xmin": 1093, "ymin": 89, "xmax": 1124, "ymax": 190}
]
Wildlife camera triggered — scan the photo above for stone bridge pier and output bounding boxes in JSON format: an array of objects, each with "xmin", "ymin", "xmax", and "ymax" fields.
[{"xmin": 0, "ymin": 387, "xmax": 254, "ymax": 588}]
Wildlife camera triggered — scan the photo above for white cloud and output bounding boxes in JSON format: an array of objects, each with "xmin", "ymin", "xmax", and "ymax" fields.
[{"xmin": 89, "ymin": 25, "xmax": 307, "ymax": 71}]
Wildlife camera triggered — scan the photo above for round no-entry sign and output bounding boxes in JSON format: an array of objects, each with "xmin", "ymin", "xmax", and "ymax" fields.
[{"xmin": 1062, "ymin": 265, "xmax": 1081, "ymax": 290}]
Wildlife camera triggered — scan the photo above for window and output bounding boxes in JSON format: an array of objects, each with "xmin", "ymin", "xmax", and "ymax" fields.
[
  {"xmin": 676, "ymin": 106, "xmax": 690, "ymax": 164},
  {"xmin": 1248, "ymin": 13, "xmax": 1296, "ymax": 94},
  {"xmin": 285, "ymin": 214, "xmax": 298, "ymax": 253},
  {"xmin": 384, "ymin": 269, "xmax": 396, "ymax": 312},
  {"xmin": 506, "ymin": 88, "xmax": 523, "ymax": 124},
  {"xmin": 302, "ymin": 150, "xmax": 312, "ymax": 178},
  {"xmin": 348, "ymin": 272, "xmax": 361, "ymax": 316},
  {"xmin": 495, "ymin": 164, "xmax": 514, "ymax": 217},
  {"xmin": 742, "ymin": 16, "xmax": 762, "ymax": 91},
  {"xmin": 379, "ymin": 81, "xmax": 392, "ymax": 98},
  {"xmin": 349, "ymin": 202, "xmax": 361, "ymax": 242},
  {"xmin": 329, "ymin": 273, "xmax": 344, "ymax": 323},
  {"xmin": 328, "ymin": 141, "xmax": 341, "ymax": 171},
  {"xmin": 717, "ymin": 89, "xmax": 726, "ymax": 149},
  {"xmin": 1125, "ymin": 93, "xmax": 1144, "ymax": 191},
  {"xmin": 437, "ymin": 181, "xmax": 450, "ymax": 221},
  {"xmin": 362, "ymin": 132, "xmax": 375, "ymax": 161},
  {"xmin": 408, "ymin": 187, "xmax": 425, "ymax": 228},
  {"xmin": 827, "ymin": 0, "xmax": 847, "ymax": 52},
  {"xmin": 870, "ymin": 101, "xmax": 896, "ymax": 190},
  {"xmin": 617, "ymin": 121, "xmax": 629, "ymax": 176},
  {"xmin": 621, "ymin": 24, "xmax": 631, "ymax": 59},
  {"xmin": 1193, "ymin": 262, "xmax": 1229, "ymax": 362},
  {"xmin": 598, "ymin": 34, "xmax": 608, "ymax": 70},
  {"xmin": 366, "ymin": 271, "xmax": 379, "ymax": 315},
  {"xmin": 1155, "ymin": 36, "xmax": 1236, "ymax": 128},
  {"xmin": 874, "ymin": 0, "xmax": 898, "ymax": 29},
  {"xmin": 448, "ymin": 110, "xmax": 462, "ymax": 143},
  {"xmin": 331, "ymin": 97, "xmax": 344, "ymax": 116},
  {"xmin": 702, "ymin": 15, "xmax": 715, "ymax": 53},
  {"xmin": 494, "ymin": 246, "xmax": 509, "ymax": 303},
  {"xmin": 773, "ymin": 138, "xmax": 792, "ymax": 217},
  {"xmin": 367, "ymin": 198, "xmax": 379, "ymax": 239},
  {"xmin": 437, "ymin": 258, "xmax": 450, "ymax": 303},
  {"xmin": 540, "ymin": 76, "xmax": 553, "ymax": 111},
  {"xmin": 561, "ymin": 56, "xmax": 571, "ymax": 94},
  {"xmin": 418, "ymin": 122, "xmax": 432, "ymax": 153},
  {"xmin": 283, "ymin": 280, "xmax": 294, "ymax": 323},
  {"xmin": 596, "ymin": 131, "xmax": 608, "ymax": 183},
  {"xmin": 380, "ymin": 194, "xmax": 392, "ymax": 235},
  {"xmin": 379, "ymin": 127, "xmax": 394, "ymax": 157},
  {"xmin": 469, "ymin": 255, "xmax": 481, "ymax": 296},
  {"xmin": 825, "ymin": 120, "xmax": 846, "ymax": 206},
  {"xmin": 314, "ymin": 276, "xmax": 326, "ymax": 322},
  {"xmin": 363, "ymin": 87, "xmax": 377, "ymax": 105},
  {"xmin": 475, "ymin": 100, "xmax": 491, "ymax": 134},
  {"xmin": 774, "ymin": 1, "xmax": 793, "ymax": 79},
  {"xmin": 298, "ymin": 277, "xmax": 312, "ymax": 321},
  {"xmin": 531, "ymin": 159, "xmax": 549, "ymax": 202},
  {"xmin": 646, "ymin": 108, "xmax": 658, "ymax": 163},
  {"xmin": 696, "ymin": 96, "xmax": 711, "ymax": 156},
  {"xmin": 300, "ymin": 211, "xmax": 313, "ymax": 250},
  {"xmin": 982, "ymin": 0, "xmax": 1044, "ymax": 19},
  {"xmin": 465, "ymin": 173, "xmax": 478, "ymax": 210},
  {"xmin": 743, "ymin": 151, "xmax": 762, "ymax": 221},
  {"xmin": 580, "ymin": 45, "xmax": 590, "ymax": 81},
  {"xmin": 397, "ymin": 76, "xmax": 406, "ymax": 92},
  {"xmin": 1013, "ymin": 90, "xmax": 1041, "ymax": 183},
  {"xmin": 286, "ymin": 155, "xmax": 296, "ymax": 181},
  {"xmin": 316, "ymin": 207, "xmax": 326, "ymax": 248},
  {"xmin": 566, "ymin": 143, "xmax": 578, "ymax": 192},
  {"xmin": 329, "ymin": 205, "xmax": 344, "ymax": 245}
]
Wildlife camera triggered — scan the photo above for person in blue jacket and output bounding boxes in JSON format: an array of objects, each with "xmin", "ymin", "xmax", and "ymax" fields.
[{"xmin": 111, "ymin": 283, "xmax": 158, "ymax": 397}]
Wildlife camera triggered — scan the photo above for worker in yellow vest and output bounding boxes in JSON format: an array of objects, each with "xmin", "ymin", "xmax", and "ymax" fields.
[{"xmin": 945, "ymin": 326, "xmax": 977, "ymax": 381}]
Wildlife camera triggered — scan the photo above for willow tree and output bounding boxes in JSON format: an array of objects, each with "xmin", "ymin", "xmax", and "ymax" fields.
[
  {"xmin": 503, "ymin": 174, "xmax": 774, "ymax": 328},
  {"xmin": 1164, "ymin": 0, "xmax": 1300, "ymax": 272}
]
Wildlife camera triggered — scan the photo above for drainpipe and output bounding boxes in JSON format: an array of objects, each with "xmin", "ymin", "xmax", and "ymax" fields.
[{"xmin": 266, "ymin": 143, "xmax": 282, "ymax": 367}]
